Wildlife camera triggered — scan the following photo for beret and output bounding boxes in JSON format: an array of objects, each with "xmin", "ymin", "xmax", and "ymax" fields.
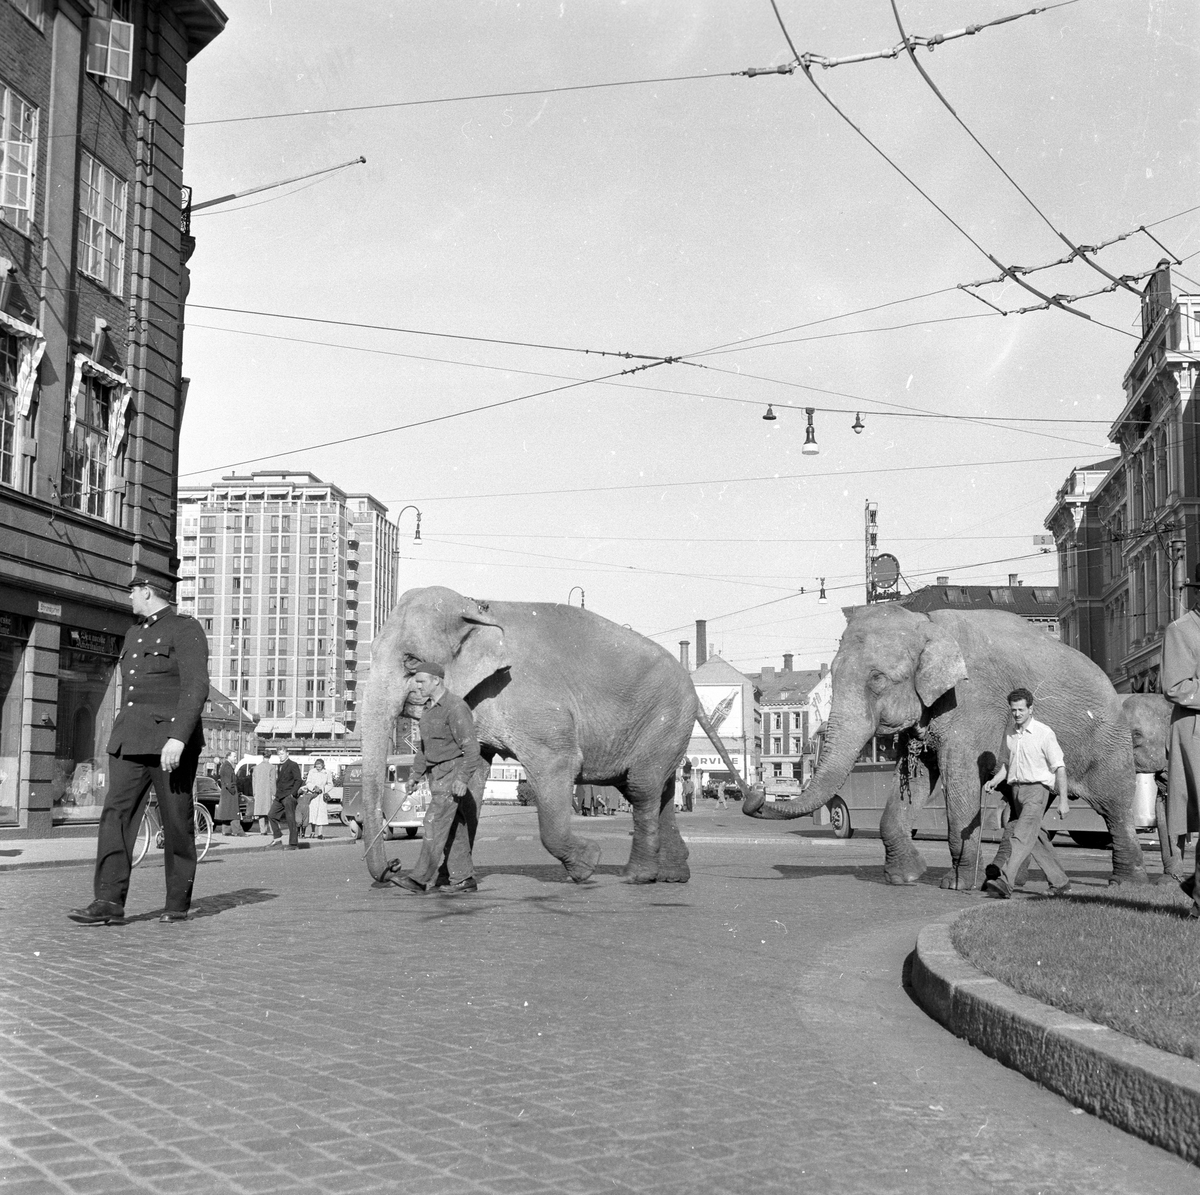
[{"xmin": 412, "ymin": 661, "xmax": 445, "ymax": 678}]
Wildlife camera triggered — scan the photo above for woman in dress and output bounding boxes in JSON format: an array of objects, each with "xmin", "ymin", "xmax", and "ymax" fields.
[{"xmin": 304, "ymin": 758, "xmax": 334, "ymax": 838}]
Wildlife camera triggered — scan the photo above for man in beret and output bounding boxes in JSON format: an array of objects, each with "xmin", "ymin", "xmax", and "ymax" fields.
[
  {"xmin": 70, "ymin": 574, "xmax": 210, "ymax": 925},
  {"xmin": 393, "ymin": 662, "xmax": 486, "ymax": 894}
]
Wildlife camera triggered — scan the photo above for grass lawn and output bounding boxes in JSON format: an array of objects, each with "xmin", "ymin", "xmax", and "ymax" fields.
[{"xmin": 951, "ymin": 884, "xmax": 1200, "ymax": 1061}]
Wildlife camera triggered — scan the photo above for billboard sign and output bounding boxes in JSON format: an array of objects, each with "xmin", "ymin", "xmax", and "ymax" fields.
[{"xmin": 694, "ymin": 684, "xmax": 743, "ymax": 738}]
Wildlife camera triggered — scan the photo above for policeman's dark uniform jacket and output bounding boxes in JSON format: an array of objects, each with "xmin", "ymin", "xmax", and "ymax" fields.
[
  {"xmin": 269, "ymin": 755, "xmax": 304, "ymax": 845},
  {"xmin": 94, "ymin": 603, "xmax": 210, "ymax": 914}
]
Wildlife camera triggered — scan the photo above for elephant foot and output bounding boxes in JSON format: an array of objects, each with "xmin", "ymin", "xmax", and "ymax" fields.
[
  {"xmin": 1108, "ymin": 867, "xmax": 1149, "ymax": 887},
  {"xmin": 656, "ymin": 861, "xmax": 690, "ymax": 884},
  {"xmin": 564, "ymin": 839, "xmax": 601, "ymax": 883},
  {"xmin": 883, "ymin": 846, "xmax": 926, "ymax": 887},
  {"xmin": 938, "ymin": 869, "xmax": 982, "ymax": 891},
  {"xmin": 621, "ymin": 860, "xmax": 658, "ymax": 884}
]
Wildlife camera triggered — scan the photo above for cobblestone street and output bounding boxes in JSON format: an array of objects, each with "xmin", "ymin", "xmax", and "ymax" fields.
[{"xmin": 2, "ymin": 807, "xmax": 1197, "ymax": 1194}]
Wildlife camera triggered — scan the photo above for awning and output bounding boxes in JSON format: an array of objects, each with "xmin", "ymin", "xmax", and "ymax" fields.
[
  {"xmin": 293, "ymin": 720, "xmax": 315, "ymax": 734},
  {"xmin": 253, "ymin": 720, "xmax": 277, "ymax": 734},
  {"xmin": 332, "ymin": 722, "xmax": 347, "ymax": 735},
  {"xmin": 312, "ymin": 720, "xmax": 336, "ymax": 734}
]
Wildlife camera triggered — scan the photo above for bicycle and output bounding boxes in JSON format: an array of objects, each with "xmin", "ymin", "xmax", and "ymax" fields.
[{"xmin": 133, "ymin": 796, "xmax": 213, "ymax": 866}]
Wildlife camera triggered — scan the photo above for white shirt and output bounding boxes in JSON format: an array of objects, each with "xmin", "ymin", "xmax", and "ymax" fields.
[{"xmin": 1002, "ymin": 717, "xmax": 1065, "ymax": 786}]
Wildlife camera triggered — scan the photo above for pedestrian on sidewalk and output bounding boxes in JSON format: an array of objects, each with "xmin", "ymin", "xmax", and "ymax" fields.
[
  {"xmin": 216, "ymin": 750, "xmax": 245, "ymax": 836},
  {"xmin": 982, "ymin": 688, "xmax": 1072, "ymax": 899},
  {"xmin": 304, "ymin": 758, "xmax": 333, "ymax": 838},
  {"xmin": 1162, "ymin": 600, "xmax": 1200, "ymax": 916},
  {"xmin": 69, "ymin": 574, "xmax": 210, "ymax": 926},
  {"xmin": 392, "ymin": 663, "xmax": 483, "ymax": 894},
  {"xmin": 715, "ymin": 779, "xmax": 728, "ymax": 809},
  {"xmin": 681, "ymin": 771, "xmax": 695, "ymax": 813},
  {"xmin": 268, "ymin": 746, "xmax": 303, "ymax": 849},
  {"xmin": 252, "ymin": 755, "xmax": 275, "ymax": 834}
]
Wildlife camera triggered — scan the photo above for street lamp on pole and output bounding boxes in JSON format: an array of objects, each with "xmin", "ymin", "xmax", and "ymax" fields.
[
  {"xmin": 396, "ymin": 505, "xmax": 422, "ymax": 545},
  {"xmin": 568, "ymin": 586, "xmax": 585, "ymax": 609}
]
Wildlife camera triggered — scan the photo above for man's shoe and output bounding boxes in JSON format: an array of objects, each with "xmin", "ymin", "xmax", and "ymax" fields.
[
  {"xmin": 1180, "ymin": 874, "xmax": 1196, "ymax": 901},
  {"xmin": 159, "ymin": 910, "xmax": 189, "ymax": 923},
  {"xmin": 68, "ymin": 900, "xmax": 126, "ymax": 925},
  {"xmin": 983, "ymin": 876, "xmax": 1012, "ymax": 899},
  {"xmin": 393, "ymin": 876, "xmax": 426, "ymax": 894},
  {"xmin": 1047, "ymin": 881, "xmax": 1073, "ymax": 898},
  {"xmin": 444, "ymin": 877, "xmax": 478, "ymax": 893},
  {"xmin": 267, "ymin": 838, "xmax": 283, "ymax": 848}
]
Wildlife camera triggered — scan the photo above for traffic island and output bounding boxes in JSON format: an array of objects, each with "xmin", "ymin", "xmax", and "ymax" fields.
[{"xmin": 911, "ymin": 909, "xmax": 1200, "ymax": 1165}]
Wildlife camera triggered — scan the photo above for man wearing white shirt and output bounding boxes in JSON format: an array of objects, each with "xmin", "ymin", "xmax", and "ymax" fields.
[{"xmin": 982, "ymin": 688, "xmax": 1072, "ymax": 899}]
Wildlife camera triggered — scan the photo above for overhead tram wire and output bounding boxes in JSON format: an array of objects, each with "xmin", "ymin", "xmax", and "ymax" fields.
[{"xmin": 888, "ymin": 0, "xmax": 1140, "ymax": 301}]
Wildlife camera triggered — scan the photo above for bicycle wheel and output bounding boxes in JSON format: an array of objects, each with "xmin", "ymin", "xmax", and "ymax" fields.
[
  {"xmin": 133, "ymin": 804, "xmax": 160, "ymax": 867},
  {"xmin": 194, "ymin": 804, "xmax": 213, "ymax": 862}
]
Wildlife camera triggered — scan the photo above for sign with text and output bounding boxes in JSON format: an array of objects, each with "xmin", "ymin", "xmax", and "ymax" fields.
[{"xmin": 694, "ymin": 683, "xmax": 743, "ymax": 738}]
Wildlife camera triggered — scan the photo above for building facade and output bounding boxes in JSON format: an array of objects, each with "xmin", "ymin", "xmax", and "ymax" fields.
[
  {"xmin": 748, "ymin": 655, "xmax": 828, "ymax": 783},
  {"xmin": 686, "ymin": 653, "xmax": 761, "ymax": 786},
  {"xmin": 896, "ymin": 577, "xmax": 1060, "ymax": 636},
  {"xmin": 1047, "ymin": 264, "xmax": 1200, "ymax": 692},
  {"xmin": 0, "ymin": 0, "xmax": 224, "ymax": 834},
  {"xmin": 175, "ymin": 471, "xmax": 401, "ymax": 755},
  {"xmin": 198, "ymin": 684, "xmax": 259, "ymax": 773}
]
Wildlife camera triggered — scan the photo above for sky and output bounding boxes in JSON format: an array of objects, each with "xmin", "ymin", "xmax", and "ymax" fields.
[{"xmin": 177, "ymin": 0, "xmax": 1200, "ymax": 672}]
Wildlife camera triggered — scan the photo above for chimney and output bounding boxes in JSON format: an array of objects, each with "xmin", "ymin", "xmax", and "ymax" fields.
[
  {"xmin": 709, "ymin": 645, "xmax": 716, "ymax": 661},
  {"xmin": 819, "ymin": 662, "xmax": 829, "ymax": 678},
  {"xmin": 1008, "ymin": 573, "xmax": 1019, "ymax": 586},
  {"xmin": 761, "ymin": 665, "xmax": 775, "ymax": 680},
  {"xmin": 679, "ymin": 640, "xmax": 690, "ymax": 670},
  {"xmin": 936, "ymin": 576, "xmax": 949, "ymax": 585},
  {"xmin": 783, "ymin": 653, "xmax": 793, "ymax": 672},
  {"xmin": 695, "ymin": 620, "xmax": 707, "ymax": 668}
]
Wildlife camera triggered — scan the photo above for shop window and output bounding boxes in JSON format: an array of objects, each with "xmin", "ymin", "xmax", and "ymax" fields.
[
  {"xmin": 53, "ymin": 627, "xmax": 120, "ymax": 823},
  {"xmin": 78, "ymin": 152, "xmax": 127, "ymax": 293},
  {"xmin": 0, "ymin": 613, "xmax": 29, "ymax": 825},
  {"xmin": 0, "ymin": 82, "xmax": 37, "ymax": 233}
]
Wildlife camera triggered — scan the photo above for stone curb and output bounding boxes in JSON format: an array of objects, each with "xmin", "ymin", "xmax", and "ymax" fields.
[
  {"xmin": 0, "ymin": 834, "xmax": 357, "ymax": 873},
  {"xmin": 911, "ymin": 909, "xmax": 1200, "ymax": 1166}
]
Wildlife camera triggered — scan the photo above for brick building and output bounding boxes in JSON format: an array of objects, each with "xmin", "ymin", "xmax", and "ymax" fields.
[
  {"xmin": 175, "ymin": 471, "xmax": 402, "ymax": 755},
  {"xmin": 748, "ymin": 654, "xmax": 828, "ymax": 784},
  {"xmin": 0, "ymin": 0, "xmax": 224, "ymax": 834}
]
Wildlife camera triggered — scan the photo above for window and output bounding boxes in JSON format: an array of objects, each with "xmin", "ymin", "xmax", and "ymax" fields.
[
  {"xmin": 61, "ymin": 374, "xmax": 119, "ymax": 517},
  {"xmin": 85, "ymin": 1, "xmax": 133, "ymax": 104},
  {"xmin": 200, "ymin": 515, "xmax": 215, "ymax": 530},
  {"xmin": 0, "ymin": 331, "xmax": 18, "ymax": 485},
  {"xmin": 305, "ymin": 700, "xmax": 314, "ymax": 716},
  {"xmin": 793, "ymin": 737, "xmax": 803, "ymax": 755},
  {"xmin": 772, "ymin": 737, "xmax": 782, "ymax": 754},
  {"xmin": 772, "ymin": 713, "xmax": 782, "ymax": 731},
  {"xmin": 7, "ymin": 1, "xmax": 45, "ymax": 27},
  {"xmin": 1, "ymin": 83, "xmax": 37, "ymax": 234},
  {"xmin": 78, "ymin": 153, "xmax": 127, "ymax": 292}
]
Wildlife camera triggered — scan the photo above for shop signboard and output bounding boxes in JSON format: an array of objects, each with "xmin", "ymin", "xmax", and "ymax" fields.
[{"xmin": 693, "ymin": 683, "xmax": 743, "ymax": 738}]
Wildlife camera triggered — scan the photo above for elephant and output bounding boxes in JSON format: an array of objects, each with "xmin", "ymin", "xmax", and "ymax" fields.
[
  {"xmin": 360, "ymin": 586, "xmax": 747, "ymax": 886},
  {"xmin": 742, "ymin": 603, "xmax": 1148, "ymax": 889}
]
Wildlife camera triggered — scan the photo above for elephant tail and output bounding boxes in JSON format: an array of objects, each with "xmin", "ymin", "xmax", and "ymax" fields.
[{"xmin": 694, "ymin": 702, "xmax": 754, "ymax": 802}]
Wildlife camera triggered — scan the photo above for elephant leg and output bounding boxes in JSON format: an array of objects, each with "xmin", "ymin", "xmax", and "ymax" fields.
[
  {"xmin": 879, "ymin": 775, "xmax": 926, "ymax": 886},
  {"xmin": 939, "ymin": 749, "xmax": 988, "ymax": 891},
  {"xmin": 655, "ymin": 775, "xmax": 690, "ymax": 883},
  {"xmin": 529, "ymin": 759, "xmax": 601, "ymax": 883},
  {"xmin": 619, "ymin": 766, "xmax": 681, "ymax": 884},
  {"xmin": 1104, "ymin": 809, "xmax": 1149, "ymax": 885}
]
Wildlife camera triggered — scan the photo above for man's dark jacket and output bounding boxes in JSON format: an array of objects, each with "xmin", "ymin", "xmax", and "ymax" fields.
[
  {"xmin": 275, "ymin": 759, "xmax": 302, "ymax": 799},
  {"xmin": 107, "ymin": 606, "xmax": 210, "ymax": 757}
]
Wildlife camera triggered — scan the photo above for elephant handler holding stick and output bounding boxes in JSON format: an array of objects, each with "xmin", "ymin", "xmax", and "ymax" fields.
[
  {"xmin": 393, "ymin": 663, "xmax": 484, "ymax": 894},
  {"xmin": 982, "ymin": 688, "xmax": 1073, "ymax": 900}
]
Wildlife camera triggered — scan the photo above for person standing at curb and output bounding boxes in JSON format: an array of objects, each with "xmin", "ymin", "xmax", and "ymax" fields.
[
  {"xmin": 268, "ymin": 746, "xmax": 303, "ymax": 849},
  {"xmin": 217, "ymin": 750, "xmax": 245, "ymax": 836},
  {"xmin": 69, "ymin": 574, "xmax": 210, "ymax": 926},
  {"xmin": 252, "ymin": 754, "xmax": 275, "ymax": 834},
  {"xmin": 304, "ymin": 758, "xmax": 333, "ymax": 839},
  {"xmin": 1161, "ymin": 601, "xmax": 1200, "ymax": 918},
  {"xmin": 392, "ymin": 663, "xmax": 483, "ymax": 894},
  {"xmin": 981, "ymin": 688, "xmax": 1072, "ymax": 900}
]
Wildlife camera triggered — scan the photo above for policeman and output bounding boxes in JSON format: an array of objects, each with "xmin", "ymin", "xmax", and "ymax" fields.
[{"xmin": 69, "ymin": 573, "xmax": 210, "ymax": 925}]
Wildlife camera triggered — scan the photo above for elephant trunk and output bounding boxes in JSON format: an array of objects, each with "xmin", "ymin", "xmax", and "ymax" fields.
[
  {"xmin": 744, "ymin": 700, "xmax": 877, "ymax": 820},
  {"xmin": 360, "ymin": 671, "xmax": 394, "ymax": 882}
]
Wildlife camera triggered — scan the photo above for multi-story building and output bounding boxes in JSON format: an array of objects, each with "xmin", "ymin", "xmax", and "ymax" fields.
[
  {"xmin": 0, "ymin": 0, "xmax": 225, "ymax": 835},
  {"xmin": 749, "ymin": 655, "xmax": 828, "ymax": 783},
  {"xmin": 1047, "ymin": 264, "xmax": 1200, "ymax": 692},
  {"xmin": 896, "ymin": 576, "xmax": 1060, "ymax": 637},
  {"xmin": 198, "ymin": 685, "xmax": 259, "ymax": 772},
  {"xmin": 175, "ymin": 471, "xmax": 401, "ymax": 754}
]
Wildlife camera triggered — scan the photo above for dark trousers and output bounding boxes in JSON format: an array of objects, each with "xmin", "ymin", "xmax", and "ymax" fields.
[
  {"xmin": 410, "ymin": 789, "xmax": 478, "ymax": 885},
  {"xmin": 96, "ymin": 749, "xmax": 198, "ymax": 913},
  {"xmin": 269, "ymin": 794, "xmax": 299, "ymax": 845}
]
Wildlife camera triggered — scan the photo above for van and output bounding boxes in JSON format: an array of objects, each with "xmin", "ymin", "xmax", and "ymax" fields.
[{"xmin": 339, "ymin": 755, "xmax": 427, "ymax": 839}]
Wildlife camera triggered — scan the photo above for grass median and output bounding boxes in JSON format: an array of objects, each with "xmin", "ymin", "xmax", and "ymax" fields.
[{"xmin": 951, "ymin": 885, "xmax": 1200, "ymax": 1062}]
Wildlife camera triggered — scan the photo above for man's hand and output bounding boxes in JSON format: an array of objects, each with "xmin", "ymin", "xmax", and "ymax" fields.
[
  {"xmin": 1054, "ymin": 795, "xmax": 1070, "ymax": 819},
  {"xmin": 981, "ymin": 778, "xmax": 998, "ymax": 795},
  {"xmin": 450, "ymin": 779, "xmax": 468, "ymax": 797},
  {"xmin": 160, "ymin": 738, "xmax": 185, "ymax": 773}
]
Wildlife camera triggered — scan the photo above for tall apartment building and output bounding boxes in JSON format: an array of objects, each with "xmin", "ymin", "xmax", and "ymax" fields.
[
  {"xmin": 0, "ymin": 0, "xmax": 225, "ymax": 835},
  {"xmin": 176, "ymin": 471, "xmax": 401, "ymax": 753},
  {"xmin": 1047, "ymin": 264, "xmax": 1200, "ymax": 692}
]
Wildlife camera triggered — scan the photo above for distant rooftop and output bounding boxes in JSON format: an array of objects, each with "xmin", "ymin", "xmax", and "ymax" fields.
[{"xmin": 899, "ymin": 583, "xmax": 1059, "ymax": 617}]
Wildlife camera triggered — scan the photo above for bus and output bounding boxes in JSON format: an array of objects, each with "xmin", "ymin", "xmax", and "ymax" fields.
[{"xmin": 798, "ymin": 733, "xmax": 1134, "ymax": 846}]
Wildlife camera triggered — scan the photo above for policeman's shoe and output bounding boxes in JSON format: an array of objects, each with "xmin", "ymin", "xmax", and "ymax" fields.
[
  {"xmin": 68, "ymin": 900, "xmax": 126, "ymax": 925},
  {"xmin": 441, "ymin": 877, "xmax": 478, "ymax": 893},
  {"xmin": 983, "ymin": 877, "xmax": 1012, "ymax": 899},
  {"xmin": 1180, "ymin": 874, "xmax": 1196, "ymax": 901},
  {"xmin": 1047, "ymin": 881, "xmax": 1073, "ymax": 898},
  {"xmin": 159, "ymin": 910, "xmax": 190, "ymax": 923},
  {"xmin": 393, "ymin": 876, "xmax": 427, "ymax": 894}
]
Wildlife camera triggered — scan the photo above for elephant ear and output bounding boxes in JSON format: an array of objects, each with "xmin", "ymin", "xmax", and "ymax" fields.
[
  {"xmin": 445, "ymin": 602, "xmax": 511, "ymax": 699},
  {"xmin": 914, "ymin": 625, "xmax": 968, "ymax": 707}
]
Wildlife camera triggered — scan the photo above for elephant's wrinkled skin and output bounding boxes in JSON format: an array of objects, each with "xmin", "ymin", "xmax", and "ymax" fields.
[
  {"xmin": 361, "ymin": 587, "xmax": 747, "ymax": 885},
  {"xmin": 1121, "ymin": 692, "xmax": 1188, "ymax": 879},
  {"xmin": 743, "ymin": 604, "xmax": 1148, "ymax": 889}
]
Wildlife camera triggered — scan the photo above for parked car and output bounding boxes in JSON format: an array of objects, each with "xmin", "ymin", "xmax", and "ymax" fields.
[
  {"xmin": 192, "ymin": 773, "xmax": 222, "ymax": 817},
  {"xmin": 339, "ymin": 755, "xmax": 427, "ymax": 839}
]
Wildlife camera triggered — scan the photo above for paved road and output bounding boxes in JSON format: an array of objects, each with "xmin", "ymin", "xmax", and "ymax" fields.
[{"xmin": 2, "ymin": 806, "xmax": 1196, "ymax": 1194}]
